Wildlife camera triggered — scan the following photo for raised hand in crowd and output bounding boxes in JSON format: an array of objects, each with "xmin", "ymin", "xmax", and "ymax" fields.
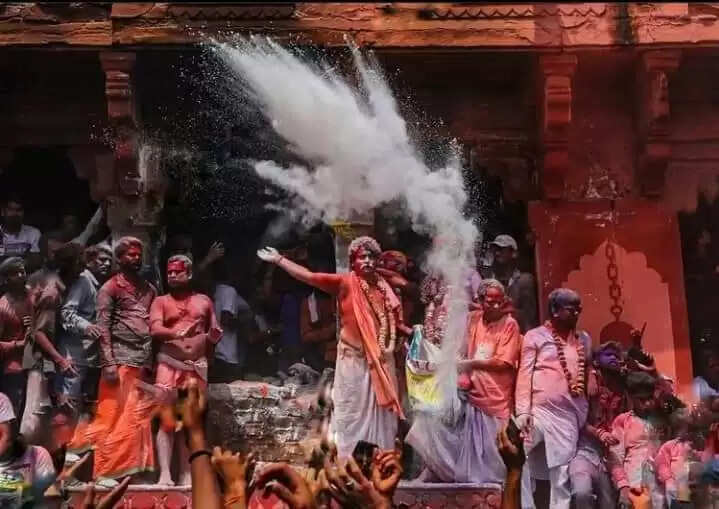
[
  {"xmin": 323, "ymin": 455, "xmax": 391, "ymax": 509},
  {"xmin": 497, "ymin": 423, "xmax": 524, "ymax": 509},
  {"xmin": 211, "ymin": 447, "xmax": 256, "ymax": 509},
  {"xmin": 80, "ymin": 476, "xmax": 131, "ymax": 509},
  {"xmin": 370, "ymin": 438, "xmax": 403, "ymax": 500},
  {"xmin": 257, "ymin": 462, "xmax": 318, "ymax": 509},
  {"xmin": 204, "ymin": 241, "xmax": 226, "ymax": 265},
  {"xmin": 181, "ymin": 378, "xmax": 222, "ymax": 509}
]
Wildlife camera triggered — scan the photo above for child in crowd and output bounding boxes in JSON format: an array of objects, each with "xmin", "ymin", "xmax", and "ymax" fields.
[
  {"xmin": 609, "ymin": 371, "xmax": 666, "ymax": 509},
  {"xmin": 656, "ymin": 407, "xmax": 713, "ymax": 507}
]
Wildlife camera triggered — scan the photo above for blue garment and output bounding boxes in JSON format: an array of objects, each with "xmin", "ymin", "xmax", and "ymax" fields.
[{"xmin": 280, "ymin": 293, "xmax": 302, "ymax": 348}]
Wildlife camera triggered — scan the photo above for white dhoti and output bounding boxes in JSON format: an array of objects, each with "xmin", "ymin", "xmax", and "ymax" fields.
[
  {"xmin": 521, "ymin": 398, "xmax": 588, "ymax": 509},
  {"xmin": 406, "ymin": 401, "xmax": 507, "ymax": 486},
  {"xmin": 20, "ymin": 368, "xmax": 53, "ymax": 449},
  {"xmin": 330, "ymin": 343, "xmax": 398, "ymax": 459}
]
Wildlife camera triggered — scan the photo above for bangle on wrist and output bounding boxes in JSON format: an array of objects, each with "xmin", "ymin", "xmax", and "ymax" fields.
[
  {"xmin": 188, "ymin": 449, "xmax": 211, "ymax": 464},
  {"xmin": 276, "ymin": 255, "xmax": 284, "ymax": 265}
]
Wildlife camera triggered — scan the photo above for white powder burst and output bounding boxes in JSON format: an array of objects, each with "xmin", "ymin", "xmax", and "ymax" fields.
[{"xmin": 211, "ymin": 36, "xmax": 480, "ymax": 415}]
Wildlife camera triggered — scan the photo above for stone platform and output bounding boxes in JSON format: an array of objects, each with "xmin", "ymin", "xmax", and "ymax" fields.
[
  {"xmin": 61, "ymin": 380, "xmax": 500, "ymax": 507},
  {"xmin": 64, "ymin": 483, "xmax": 501, "ymax": 508}
]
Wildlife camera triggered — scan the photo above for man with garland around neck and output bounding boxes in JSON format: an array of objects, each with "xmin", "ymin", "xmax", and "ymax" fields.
[
  {"xmin": 258, "ymin": 236, "xmax": 411, "ymax": 458},
  {"xmin": 515, "ymin": 288, "xmax": 592, "ymax": 509},
  {"xmin": 149, "ymin": 254, "xmax": 222, "ymax": 485}
]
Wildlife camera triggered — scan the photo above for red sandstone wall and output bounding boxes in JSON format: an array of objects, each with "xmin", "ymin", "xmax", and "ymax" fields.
[{"xmin": 568, "ymin": 51, "xmax": 636, "ymax": 201}]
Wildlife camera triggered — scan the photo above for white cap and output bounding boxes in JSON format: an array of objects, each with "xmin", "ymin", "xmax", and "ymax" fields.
[
  {"xmin": 0, "ymin": 393, "xmax": 15, "ymax": 424},
  {"xmin": 490, "ymin": 234, "xmax": 518, "ymax": 251}
]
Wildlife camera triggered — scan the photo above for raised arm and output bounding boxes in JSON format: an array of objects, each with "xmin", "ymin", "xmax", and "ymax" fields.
[
  {"xmin": 71, "ymin": 205, "xmax": 104, "ymax": 246},
  {"xmin": 257, "ymin": 247, "xmax": 342, "ymax": 296}
]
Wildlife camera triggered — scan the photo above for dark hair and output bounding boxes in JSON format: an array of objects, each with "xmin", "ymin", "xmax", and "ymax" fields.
[
  {"xmin": 115, "ymin": 236, "xmax": 144, "ymax": 259},
  {"xmin": 626, "ymin": 371, "xmax": 657, "ymax": 395},
  {"xmin": 594, "ymin": 340, "xmax": 623, "ymax": 357},
  {"xmin": 54, "ymin": 243, "xmax": 85, "ymax": 278},
  {"xmin": 548, "ymin": 288, "xmax": 581, "ymax": 316},
  {"xmin": 0, "ymin": 257, "xmax": 24, "ymax": 279},
  {"xmin": 85, "ymin": 243, "xmax": 112, "ymax": 264}
]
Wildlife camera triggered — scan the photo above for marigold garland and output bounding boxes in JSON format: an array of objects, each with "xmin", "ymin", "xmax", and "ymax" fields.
[
  {"xmin": 545, "ymin": 320, "xmax": 586, "ymax": 397},
  {"xmin": 359, "ymin": 276, "xmax": 396, "ymax": 350}
]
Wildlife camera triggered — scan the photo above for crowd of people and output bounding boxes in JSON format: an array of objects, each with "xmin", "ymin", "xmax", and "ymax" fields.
[{"xmin": 1, "ymin": 189, "xmax": 719, "ymax": 508}]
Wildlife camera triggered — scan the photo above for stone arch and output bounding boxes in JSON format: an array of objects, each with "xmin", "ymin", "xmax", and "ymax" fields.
[{"xmin": 564, "ymin": 239, "xmax": 677, "ymax": 382}]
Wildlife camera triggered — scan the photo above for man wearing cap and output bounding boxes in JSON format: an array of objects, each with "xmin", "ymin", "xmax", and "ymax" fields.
[{"xmin": 481, "ymin": 234, "xmax": 538, "ymax": 333}]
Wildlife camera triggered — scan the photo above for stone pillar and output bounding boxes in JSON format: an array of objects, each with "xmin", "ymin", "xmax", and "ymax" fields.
[
  {"xmin": 67, "ymin": 145, "xmax": 116, "ymax": 202},
  {"xmin": 99, "ymin": 51, "xmax": 165, "ymax": 286},
  {"xmin": 537, "ymin": 54, "xmax": 577, "ymax": 200},
  {"xmin": 636, "ymin": 50, "xmax": 681, "ymax": 197},
  {"xmin": 329, "ymin": 212, "xmax": 375, "ymax": 274}
]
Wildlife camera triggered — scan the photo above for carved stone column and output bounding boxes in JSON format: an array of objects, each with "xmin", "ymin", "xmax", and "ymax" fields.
[
  {"xmin": 636, "ymin": 50, "xmax": 681, "ymax": 197},
  {"xmin": 67, "ymin": 145, "xmax": 116, "ymax": 202},
  {"xmin": 537, "ymin": 54, "xmax": 577, "ymax": 200},
  {"xmin": 329, "ymin": 212, "xmax": 375, "ymax": 274},
  {"xmin": 99, "ymin": 51, "xmax": 165, "ymax": 287}
]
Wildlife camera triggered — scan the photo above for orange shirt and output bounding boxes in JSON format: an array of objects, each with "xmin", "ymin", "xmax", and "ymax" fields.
[{"xmin": 464, "ymin": 311, "xmax": 521, "ymax": 419}]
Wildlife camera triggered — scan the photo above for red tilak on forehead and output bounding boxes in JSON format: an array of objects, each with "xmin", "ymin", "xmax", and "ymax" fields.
[{"xmin": 167, "ymin": 261, "xmax": 187, "ymax": 272}]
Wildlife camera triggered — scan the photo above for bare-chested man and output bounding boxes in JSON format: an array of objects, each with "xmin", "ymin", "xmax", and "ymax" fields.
[
  {"xmin": 258, "ymin": 236, "xmax": 410, "ymax": 458},
  {"xmin": 149, "ymin": 254, "xmax": 221, "ymax": 486}
]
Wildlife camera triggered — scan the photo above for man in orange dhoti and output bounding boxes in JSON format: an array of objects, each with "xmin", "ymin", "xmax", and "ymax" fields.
[
  {"xmin": 76, "ymin": 237, "xmax": 157, "ymax": 486},
  {"xmin": 149, "ymin": 254, "xmax": 221, "ymax": 486},
  {"xmin": 258, "ymin": 236, "xmax": 410, "ymax": 458}
]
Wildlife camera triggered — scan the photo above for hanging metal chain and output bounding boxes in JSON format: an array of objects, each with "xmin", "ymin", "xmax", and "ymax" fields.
[{"xmin": 605, "ymin": 241, "xmax": 623, "ymax": 321}]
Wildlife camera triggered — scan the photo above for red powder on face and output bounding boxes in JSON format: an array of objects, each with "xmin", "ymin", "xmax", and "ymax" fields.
[
  {"xmin": 127, "ymin": 246, "xmax": 142, "ymax": 257},
  {"xmin": 167, "ymin": 261, "xmax": 187, "ymax": 273}
]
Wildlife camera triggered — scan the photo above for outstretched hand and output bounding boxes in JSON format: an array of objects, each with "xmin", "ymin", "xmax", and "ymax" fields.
[
  {"xmin": 257, "ymin": 247, "xmax": 282, "ymax": 264},
  {"xmin": 324, "ymin": 455, "xmax": 388, "ymax": 509},
  {"xmin": 256, "ymin": 462, "xmax": 317, "ymax": 509},
  {"xmin": 211, "ymin": 447, "xmax": 255, "ymax": 497},
  {"xmin": 370, "ymin": 439, "xmax": 403, "ymax": 499}
]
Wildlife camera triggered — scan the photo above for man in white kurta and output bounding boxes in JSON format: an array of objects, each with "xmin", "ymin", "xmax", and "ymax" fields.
[{"xmin": 515, "ymin": 288, "xmax": 591, "ymax": 509}]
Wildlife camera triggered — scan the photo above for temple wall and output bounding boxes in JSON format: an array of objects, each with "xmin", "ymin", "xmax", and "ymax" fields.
[
  {"xmin": 665, "ymin": 54, "xmax": 719, "ymax": 213},
  {"xmin": 568, "ymin": 52, "xmax": 637, "ymax": 200}
]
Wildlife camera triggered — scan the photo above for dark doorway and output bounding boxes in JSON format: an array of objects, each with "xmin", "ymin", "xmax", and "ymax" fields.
[{"xmin": 2, "ymin": 147, "xmax": 95, "ymax": 235}]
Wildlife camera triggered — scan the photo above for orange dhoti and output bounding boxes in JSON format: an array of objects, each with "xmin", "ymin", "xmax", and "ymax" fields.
[
  {"xmin": 71, "ymin": 365, "xmax": 156, "ymax": 479},
  {"xmin": 154, "ymin": 355, "xmax": 207, "ymax": 432}
]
